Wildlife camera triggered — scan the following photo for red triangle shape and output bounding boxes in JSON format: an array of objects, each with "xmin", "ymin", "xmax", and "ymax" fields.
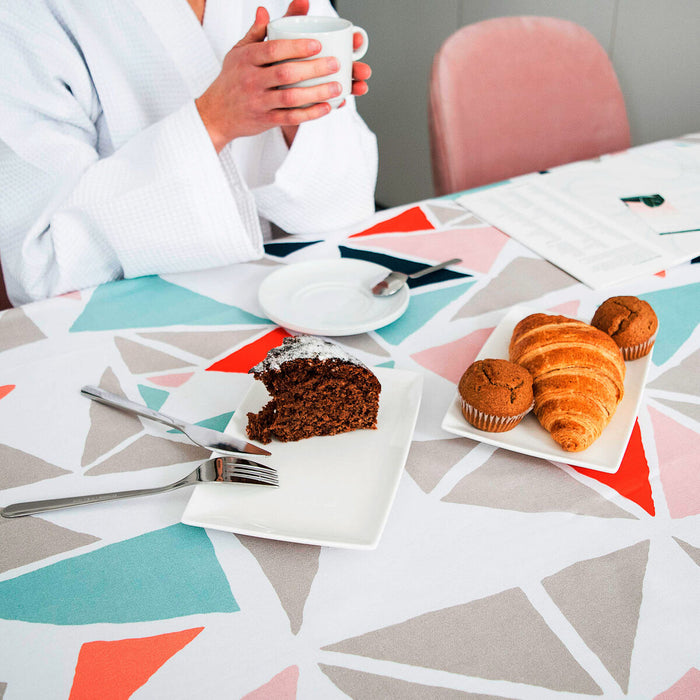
[
  {"xmin": 350, "ymin": 206, "xmax": 434, "ymax": 238},
  {"xmin": 206, "ymin": 328, "xmax": 292, "ymax": 373},
  {"xmin": 572, "ymin": 421, "xmax": 655, "ymax": 516},
  {"xmin": 69, "ymin": 627, "xmax": 203, "ymax": 700},
  {"xmin": 0, "ymin": 385, "xmax": 15, "ymax": 400}
]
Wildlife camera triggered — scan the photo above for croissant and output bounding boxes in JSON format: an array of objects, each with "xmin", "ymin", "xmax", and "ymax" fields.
[{"xmin": 509, "ymin": 313, "xmax": 626, "ymax": 452}]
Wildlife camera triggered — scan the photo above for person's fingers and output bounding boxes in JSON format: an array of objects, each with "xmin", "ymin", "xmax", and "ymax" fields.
[
  {"xmin": 236, "ymin": 6, "xmax": 269, "ymax": 46},
  {"xmin": 353, "ymin": 31, "xmax": 366, "ymax": 51},
  {"xmin": 284, "ymin": 0, "xmax": 309, "ymax": 17},
  {"xmin": 351, "ymin": 81, "xmax": 368, "ymax": 97},
  {"xmin": 270, "ymin": 101, "xmax": 332, "ymax": 127},
  {"xmin": 352, "ymin": 61, "xmax": 371, "ymax": 81},
  {"xmin": 264, "ymin": 80, "xmax": 342, "ymax": 110},
  {"xmin": 262, "ymin": 55, "xmax": 338, "ymax": 88},
  {"xmin": 254, "ymin": 37, "xmax": 322, "ymax": 66}
]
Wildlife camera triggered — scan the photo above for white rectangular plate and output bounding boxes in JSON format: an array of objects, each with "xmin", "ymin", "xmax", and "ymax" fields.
[
  {"xmin": 182, "ymin": 368, "xmax": 423, "ymax": 549},
  {"xmin": 441, "ymin": 306, "xmax": 653, "ymax": 473}
]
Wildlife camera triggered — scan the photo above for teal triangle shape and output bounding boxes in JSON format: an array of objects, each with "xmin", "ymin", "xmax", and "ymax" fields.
[
  {"xmin": 0, "ymin": 524, "xmax": 238, "ymax": 624},
  {"xmin": 639, "ymin": 283, "xmax": 700, "ymax": 365},
  {"xmin": 376, "ymin": 282, "xmax": 475, "ymax": 345},
  {"xmin": 138, "ymin": 384, "xmax": 169, "ymax": 411},
  {"xmin": 376, "ymin": 360, "xmax": 395, "ymax": 368},
  {"xmin": 168, "ymin": 411, "xmax": 234, "ymax": 434},
  {"xmin": 70, "ymin": 276, "xmax": 272, "ymax": 331}
]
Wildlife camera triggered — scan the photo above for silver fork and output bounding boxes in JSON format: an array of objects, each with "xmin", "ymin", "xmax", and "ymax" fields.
[{"xmin": 0, "ymin": 456, "xmax": 279, "ymax": 518}]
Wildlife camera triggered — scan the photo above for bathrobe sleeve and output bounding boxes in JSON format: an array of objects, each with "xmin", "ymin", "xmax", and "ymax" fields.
[{"xmin": 0, "ymin": 7, "xmax": 264, "ymax": 305}]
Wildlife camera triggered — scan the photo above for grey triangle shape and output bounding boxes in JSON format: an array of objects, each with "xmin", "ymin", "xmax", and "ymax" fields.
[
  {"xmin": 649, "ymin": 350, "xmax": 700, "ymax": 397},
  {"xmin": 406, "ymin": 437, "xmax": 479, "ymax": 493},
  {"xmin": 542, "ymin": 540, "xmax": 650, "ymax": 692},
  {"xmin": 0, "ymin": 515, "xmax": 99, "ymax": 575},
  {"xmin": 138, "ymin": 328, "xmax": 261, "ymax": 360},
  {"xmin": 0, "ymin": 443, "xmax": 70, "ymax": 489},
  {"xmin": 237, "ymin": 535, "xmax": 320, "ymax": 635},
  {"xmin": 115, "ymin": 336, "xmax": 192, "ymax": 373},
  {"xmin": 82, "ymin": 368, "xmax": 143, "ymax": 466},
  {"xmin": 323, "ymin": 587, "xmax": 600, "ymax": 693},
  {"xmin": 319, "ymin": 664, "xmax": 507, "ymax": 699},
  {"xmin": 653, "ymin": 397, "xmax": 700, "ymax": 424},
  {"xmin": 443, "ymin": 449, "xmax": 636, "ymax": 519},
  {"xmin": 0, "ymin": 308, "xmax": 46, "ymax": 352},
  {"xmin": 85, "ymin": 434, "xmax": 210, "ymax": 475},
  {"xmin": 338, "ymin": 334, "xmax": 390, "ymax": 358},
  {"xmin": 453, "ymin": 257, "xmax": 577, "ymax": 319},
  {"xmin": 426, "ymin": 202, "xmax": 469, "ymax": 226},
  {"xmin": 674, "ymin": 537, "xmax": 700, "ymax": 567}
]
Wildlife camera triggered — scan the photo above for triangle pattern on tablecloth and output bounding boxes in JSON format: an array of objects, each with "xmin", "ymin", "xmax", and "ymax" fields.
[
  {"xmin": 453, "ymin": 257, "xmax": 577, "ymax": 319},
  {"xmin": 349, "ymin": 206, "xmax": 434, "ymax": 238},
  {"xmin": 376, "ymin": 282, "xmax": 475, "ymax": 346},
  {"xmin": 85, "ymin": 434, "xmax": 209, "ymax": 475},
  {"xmin": 70, "ymin": 276, "xmax": 270, "ymax": 331},
  {"xmin": 339, "ymin": 246, "xmax": 471, "ymax": 289},
  {"xmin": 0, "ymin": 385, "xmax": 14, "ymax": 400},
  {"xmin": 640, "ymin": 283, "xmax": 700, "ymax": 365},
  {"xmin": 0, "ymin": 308, "xmax": 46, "ymax": 352},
  {"xmin": 148, "ymin": 372, "xmax": 194, "ymax": 388},
  {"xmin": 443, "ymin": 449, "xmax": 636, "ymax": 519},
  {"xmin": 425, "ymin": 202, "xmax": 470, "ymax": 226},
  {"xmin": 339, "ymin": 333, "xmax": 391, "ymax": 358},
  {"xmin": 263, "ymin": 240, "xmax": 321, "ymax": 257},
  {"xmin": 652, "ymin": 396, "xmax": 700, "ymax": 424},
  {"xmin": 138, "ymin": 328, "xmax": 262, "ymax": 360},
  {"xmin": 648, "ymin": 349, "xmax": 700, "ymax": 396},
  {"xmin": 674, "ymin": 538, "xmax": 700, "ymax": 568},
  {"xmin": 405, "ymin": 437, "xmax": 479, "ymax": 494},
  {"xmin": 0, "ymin": 442, "xmax": 70, "ymax": 490},
  {"xmin": 115, "ymin": 337, "xmax": 192, "ymax": 373},
  {"xmin": 0, "ymin": 525, "xmax": 238, "ymax": 624},
  {"xmin": 207, "ymin": 328, "xmax": 292, "ymax": 373},
  {"xmin": 542, "ymin": 540, "xmax": 650, "ymax": 693},
  {"xmin": 0, "ymin": 515, "xmax": 99, "ymax": 575},
  {"xmin": 653, "ymin": 668, "xmax": 700, "ymax": 700},
  {"xmin": 572, "ymin": 421, "xmax": 655, "ymax": 516},
  {"xmin": 237, "ymin": 536, "xmax": 320, "ymax": 636},
  {"xmin": 355, "ymin": 226, "xmax": 508, "ymax": 275},
  {"xmin": 649, "ymin": 406, "xmax": 700, "ymax": 518},
  {"xmin": 411, "ymin": 327, "xmax": 495, "ymax": 384},
  {"xmin": 137, "ymin": 384, "xmax": 169, "ymax": 411},
  {"xmin": 322, "ymin": 587, "xmax": 600, "ymax": 693},
  {"xmin": 241, "ymin": 665, "xmax": 299, "ymax": 700},
  {"xmin": 82, "ymin": 368, "xmax": 143, "ymax": 467},
  {"xmin": 319, "ymin": 664, "xmax": 508, "ymax": 699},
  {"xmin": 69, "ymin": 627, "xmax": 203, "ymax": 700}
]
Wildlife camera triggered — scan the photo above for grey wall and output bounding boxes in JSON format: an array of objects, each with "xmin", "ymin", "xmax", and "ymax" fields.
[{"xmin": 336, "ymin": 0, "xmax": 700, "ymax": 208}]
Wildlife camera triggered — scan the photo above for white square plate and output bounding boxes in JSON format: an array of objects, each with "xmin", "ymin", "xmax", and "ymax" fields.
[
  {"xmin": 441, "ymin": 306, "xmax": 653, "ymax": 473},
  {"xmin": 182, "ymin": 367, "xmax": 423, "ymax": 549}
]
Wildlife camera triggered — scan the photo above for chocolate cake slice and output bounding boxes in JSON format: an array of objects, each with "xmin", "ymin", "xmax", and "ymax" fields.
[{"xmin": 246, "ymin": 336, "xmax": 381, "ymax": 444}]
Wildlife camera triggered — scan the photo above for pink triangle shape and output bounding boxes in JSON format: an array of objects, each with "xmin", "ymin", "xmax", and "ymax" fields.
[
  {"xmin": 649, "ymin": 406, "xmax": 700, "ymax": 518},
  {"xmin": 60, "ymin": 290, "xmax": 82, "ymax": 300},
  {"xmin": 548, "ymin": 300, "xmax": 581, "ymax": 317},
  {"xmin": 147, "ymin": 372, "xmax": 195, "ymax": 388},
  {"xmin": 357, "ymin": 226, "xmax": 508, "ymax": 274},
  {"xmin": 412, "ymin": 327, "xmax": 496, "ymax": 384},
  {"xmin": 242, "ymin": 666, "xmax": 299, "ymax": 700},
  {"xmin": 654, "ymin": 667, "xmax": 700, "ymax": 699}
]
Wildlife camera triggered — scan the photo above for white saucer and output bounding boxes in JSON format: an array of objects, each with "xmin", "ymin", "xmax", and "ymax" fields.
[{"xmin": 258, "ymin": 259, "xmax": 409, "ymax": 336}]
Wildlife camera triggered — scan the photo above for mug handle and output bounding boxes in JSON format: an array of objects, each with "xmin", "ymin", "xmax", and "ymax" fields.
[{"xmin": 352, "ymin": 27, "xmax": 369, "ymax": 61}]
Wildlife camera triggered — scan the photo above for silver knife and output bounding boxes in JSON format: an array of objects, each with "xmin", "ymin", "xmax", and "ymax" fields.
[{"xmin": 81, "ymin": 385, "xmax": 271, "ymax": 456}]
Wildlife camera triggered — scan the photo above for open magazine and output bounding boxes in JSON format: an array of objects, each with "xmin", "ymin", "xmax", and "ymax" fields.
[{"xmin": 456, "ymin": 138, "xmax": 700, "ymax": 289}]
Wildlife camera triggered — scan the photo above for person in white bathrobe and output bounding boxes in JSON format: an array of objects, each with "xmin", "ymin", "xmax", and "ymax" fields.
[{"xmin": 0, "ymin": 0, "xmax": 378, "ymax": 305}]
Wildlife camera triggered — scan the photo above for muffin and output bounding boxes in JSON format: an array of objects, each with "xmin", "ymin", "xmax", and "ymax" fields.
[
  {"xmin": 591, "ymin": 296, "xmax": 658, "ymax": 360},
  {"xmin": 458, "ymin": 359, "xmax": 534, "ymax": 432}
]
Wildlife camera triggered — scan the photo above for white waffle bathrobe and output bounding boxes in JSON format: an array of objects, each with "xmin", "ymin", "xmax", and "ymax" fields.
[{"xmin": 0, "ymin": 0, "xmax": 378, "ymax": 305}]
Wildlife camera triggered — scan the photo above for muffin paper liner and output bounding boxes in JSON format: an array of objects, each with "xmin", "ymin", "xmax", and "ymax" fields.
[
  {"xmin": 621, "ymin": 333, "xmax": 656, "ymax": 361},
  {"xmin": 460, "ymin": 399, "xmax": 534, "ymax": 433}
]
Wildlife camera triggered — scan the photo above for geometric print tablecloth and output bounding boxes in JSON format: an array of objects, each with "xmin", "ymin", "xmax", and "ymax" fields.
[{"xmin": 0, "ymin": 194, "xmax": 699, "ymax": 699}]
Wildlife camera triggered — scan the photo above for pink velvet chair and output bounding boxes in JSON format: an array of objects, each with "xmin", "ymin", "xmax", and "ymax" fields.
[{"xmin": 429, "ymin": 16, "xmax": 631, "ymax": 196}]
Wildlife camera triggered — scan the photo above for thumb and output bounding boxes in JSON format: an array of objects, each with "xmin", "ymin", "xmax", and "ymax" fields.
[{"xmin": 237, "ymin": 6, "xmax": 269, "ymax": 46}]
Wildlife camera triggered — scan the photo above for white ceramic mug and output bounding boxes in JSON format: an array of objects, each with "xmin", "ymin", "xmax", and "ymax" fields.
[{"xmin": 266, "ymin": 15, "xmax": 369, "ymax": 109}]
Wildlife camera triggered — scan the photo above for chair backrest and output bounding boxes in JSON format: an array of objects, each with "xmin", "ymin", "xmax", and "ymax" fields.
[{"xmin": 429, "ymin": 16, "xmax": 631, "ymax": 196}]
